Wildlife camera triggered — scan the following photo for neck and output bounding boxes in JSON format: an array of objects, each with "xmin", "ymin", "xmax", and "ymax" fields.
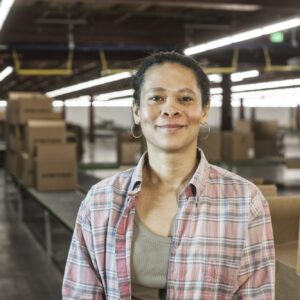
[{"xmin": 144, "ymin": 144, "xmax": 198, "ymax": 190}]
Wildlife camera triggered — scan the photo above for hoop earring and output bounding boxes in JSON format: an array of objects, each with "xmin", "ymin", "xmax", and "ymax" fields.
[
  {"xmin": 131, "ymin": 123, "xmax": 143, "ymax": 139},
  {"xmin": 200, "ymin": 122, "xmax": 210, "ymax": 140}
]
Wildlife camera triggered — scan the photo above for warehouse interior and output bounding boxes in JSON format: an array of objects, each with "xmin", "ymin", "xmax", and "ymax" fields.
[{"xmin": 1, "ymin": 0, "xmax": 300, "ymax": 299}]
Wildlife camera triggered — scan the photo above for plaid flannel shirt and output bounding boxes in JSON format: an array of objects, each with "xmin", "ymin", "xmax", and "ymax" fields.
[{"xmin": 63, "ymin": 149, "xmax": 275, "ymax": 299}]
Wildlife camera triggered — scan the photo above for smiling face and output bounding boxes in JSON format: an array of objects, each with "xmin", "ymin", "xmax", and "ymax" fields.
[{"xmin": 133, "ymin": 62, "xmax": 210, "ymax": 154}]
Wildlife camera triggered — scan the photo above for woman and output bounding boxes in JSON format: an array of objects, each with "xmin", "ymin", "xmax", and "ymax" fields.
[{"xmin": 62, "ymin": 52, "xmax": 275, "ymax": 299}]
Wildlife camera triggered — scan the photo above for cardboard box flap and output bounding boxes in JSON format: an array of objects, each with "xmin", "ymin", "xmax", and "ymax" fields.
[
  {"xmin": 257, "ymin": 184, "xmax": 277, "ymax": 197},
  {"xmin": 27, "ymin": 120, "xmax": 65, "ymax": 128},
  {"xmin": 36, "ymin": 143, "xmax": 76, "ymax": 161},
  {"xmin": 9, "ymin": 91, "xmax": 51, "ymax": 100}
]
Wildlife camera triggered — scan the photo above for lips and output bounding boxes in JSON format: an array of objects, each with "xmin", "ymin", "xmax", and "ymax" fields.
[{"xmin": 157, "ymin": 124, "xmax": 185, "ymax": 128}]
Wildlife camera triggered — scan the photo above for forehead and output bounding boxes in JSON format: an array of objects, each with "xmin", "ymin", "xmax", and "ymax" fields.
[{"xmin": 142, "ymin": 62, "xmax": 199, "ymax": 91}]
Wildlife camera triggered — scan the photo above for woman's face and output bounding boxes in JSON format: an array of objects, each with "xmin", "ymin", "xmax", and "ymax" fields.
[{"xmin": 133, "ymin": 62, "xmax": 209, "ymax": 153}]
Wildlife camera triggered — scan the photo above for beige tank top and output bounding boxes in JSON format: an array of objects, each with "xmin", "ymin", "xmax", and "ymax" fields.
[{"xmin": 131, "ymin": 214, "xmax": 171, "ymax": 300}]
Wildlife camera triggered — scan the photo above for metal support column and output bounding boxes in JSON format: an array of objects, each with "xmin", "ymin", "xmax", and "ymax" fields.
[
  {"xmin": 221, "ymin": 74, "xmax": 232, "ymax": 131},
  {"xmin": 62, "ymin": 100, "xmax": 66, "ymax": 120},
  {"xmin": 89, "ymin": 96, "xmax": 95, "ymax": 143},
  {"xmin": 239, "ymin": 98, "xmax": 245, "ymax": 120}
]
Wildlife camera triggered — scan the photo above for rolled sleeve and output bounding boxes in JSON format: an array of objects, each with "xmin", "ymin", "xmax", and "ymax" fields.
[
  {"xmin": 62, "ymin": 186, "xmax": 105, "ymax": 300},
  {"xmin": 233, "ymin": 188, "xmax": 275, "ymax": 299}
]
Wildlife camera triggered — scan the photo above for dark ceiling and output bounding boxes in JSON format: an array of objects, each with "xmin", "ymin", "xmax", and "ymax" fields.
[{"xmin": 0, "ymin": 0, "xmax": 300, "ymax": 99}]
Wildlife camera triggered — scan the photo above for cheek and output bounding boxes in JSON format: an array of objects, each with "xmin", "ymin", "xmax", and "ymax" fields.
[{"xmin": 139, "ymin": 107, "xmax": 156, "ymax": 123}]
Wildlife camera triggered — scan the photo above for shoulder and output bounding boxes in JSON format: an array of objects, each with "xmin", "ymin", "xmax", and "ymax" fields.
[
  {"xmin": 206, "ymin": 164, "xmax": 266, "ymax": 218},
  {"xmin": 81, "ymin": 167, "xmax": 136, "ymax": 211}
]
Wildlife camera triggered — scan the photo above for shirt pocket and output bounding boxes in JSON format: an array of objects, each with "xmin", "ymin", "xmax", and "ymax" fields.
[{"xmin": 200, "ymin": 262, "xmax": 237, "ymax": 286}]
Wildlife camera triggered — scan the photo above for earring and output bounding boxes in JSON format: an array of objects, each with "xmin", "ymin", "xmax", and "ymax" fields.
[
  {"xmin": 131, "ymin": 123, "xmax": 143, "ymax": 139},
  {"xmin": 200, "ymin": 122, "xmax": 210, "ymax": 140}
]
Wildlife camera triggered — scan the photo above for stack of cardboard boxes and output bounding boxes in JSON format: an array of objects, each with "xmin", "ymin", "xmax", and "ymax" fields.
[
  {"xmin": 6, "ymin": 92, "xmax": 77, "ymax": 192},
  {"xmin": 198, "ymin": 120, "xmax": 254, "ymax": 162},
  {"xmin": 253, "ymin": 120, "xmax": 282, "ymax": 158},
  {"xmin": 199, "ymin": 119, "xmax": 284, "ymax": 162}
]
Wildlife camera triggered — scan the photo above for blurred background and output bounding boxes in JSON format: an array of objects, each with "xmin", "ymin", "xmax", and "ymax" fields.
[{"xmin": 0, "ymin": 0, "xmax": 300, "ymax": 299}]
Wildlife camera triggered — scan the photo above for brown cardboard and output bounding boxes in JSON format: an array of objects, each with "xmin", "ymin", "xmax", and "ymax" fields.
[
  {"xmin": 9, "ymin": 92, "xmax": 53, "ymax": 124},
  {"xmin": 222, "ymin": 131, "xmax": 253, "ymax": 161},
  {"xmin": 235, "ymin": 120, "xmax": 252, "ymax": 133},
  {"xmin": 266, "ymin": 196, "xmax": 300, "ymax": 275},
  {"xmin": 0, "ymin": 110, "xmax": 5, "ymax": 121},
  {"xmin": 7, "ymin": 125, "xmax": 22, "ymax": 151},
  {"xmin": 248, "ymin": 177, "xmax": 264, "ymax": 185},
  {"xmin": 25, "ymin": 120, "xmax": 66, "ymax": 155},
  {"xmin": 35, "ymin": 143, "xmax": 77, "ymax": 192},
  {"xmin": 6, "ymin": 99, "xmax": 18, "ymax": 124},
  {"xmin": 286, "ymin": 158, "xmax": 300, "ymax": 169},
  {"xmin": 6, "ymin": 150, "xmax": 20, "ymax": 178},
  {"xmin": 257, "ymin": 184, "xmax": 277, "ymax": 197},
  {"xmin": 198, "ymin": 130, "xmax": 221, "ymax": 162},
  {"xmin": 254, "ymin": 139, "xmax": 279, "ymax": 158},
  {"xmin": 20, "ymin": 152, "xmax": 34, "ymax": 187},
  {"xmin": 254, "ymin": 120, "xmax": 278, "ymax": 139},
  {"xmin": 117, "ymin": 132, "xmax": 144, "ymax": 165}
]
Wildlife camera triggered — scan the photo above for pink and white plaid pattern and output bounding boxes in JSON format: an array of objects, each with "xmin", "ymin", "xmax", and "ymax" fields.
[{"xmin": 63, "ymin": 149, "xmax": 275, "ymax": 299}]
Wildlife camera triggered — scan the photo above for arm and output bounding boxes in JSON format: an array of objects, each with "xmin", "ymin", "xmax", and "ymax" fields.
[
  {"xmin": 62, "ymin": 187, "xmax": 105, "ymax": 300},
  {"xmin": 233, "ymin": 189, "xmax": 275, "ymax": 299}
]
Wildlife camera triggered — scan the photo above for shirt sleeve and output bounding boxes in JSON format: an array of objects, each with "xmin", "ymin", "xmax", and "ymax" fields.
[
  {"xmin": 62, "ymin": 186, "xmax": 105, "ymax": 300},
  {"xmin": 233, "ymin": 188, "xmax": 275, "ymax": 299}
]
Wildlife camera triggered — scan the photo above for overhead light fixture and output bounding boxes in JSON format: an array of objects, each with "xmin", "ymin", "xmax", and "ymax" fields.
[
  {"xmin": 93, "ymin": 97, "xmax": 133, "ymax": 107},
  {"xmin": 184, "ymin": 17, "xmax": 300, "ymax": 55},
  {"xmin": 231, "ymin": 70, "xmax": 259, "ymax": 82},
  {"xmin": 0, "ymin": 0, "xmax": 15, "ymax": 31},
  {"xmin": 232, "ymin": 77, "xmax": 300, "ymax": 92},
  {"xmin": 94, "ymin": 89, "xmax": 134, "ymax": 101},
  {"xmin": 208, "ymin": 74, "xmax": 222, "ymax": 83},
  {"xmin": 0, "ymin": 66, "xmax": 13, "ymax": 81},
  {"xmin": 232, "ymin": 87, "xmax": 300, "ymax": 107},
  {"xmin": 46, "ymin": 71, "xmax": 133, "ymax": 98}
]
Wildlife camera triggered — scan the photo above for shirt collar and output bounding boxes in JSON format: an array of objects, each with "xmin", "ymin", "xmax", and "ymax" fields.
[{"xmin": 128, "ymin": 148, "xmax": 210, "ymax": 200}]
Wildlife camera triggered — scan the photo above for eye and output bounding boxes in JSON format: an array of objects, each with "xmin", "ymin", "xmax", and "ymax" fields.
[
  {"xmin": 149, "ymin": 95, "xmax": 164, "ymax": 102},
  {"xmin": 180, "ymin": 96, "xmax": 193, "ymax": 102}
]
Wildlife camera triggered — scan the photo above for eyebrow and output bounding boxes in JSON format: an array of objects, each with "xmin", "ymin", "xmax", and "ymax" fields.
[{"xmin": 145, "ymin": 87, "xmax": 196, "ymax": 94}]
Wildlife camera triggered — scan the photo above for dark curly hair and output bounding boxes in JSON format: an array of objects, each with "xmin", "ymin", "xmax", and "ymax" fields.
[{"xmin": 132, "ymin": 51, "xmax": 210, "ymax": 108}]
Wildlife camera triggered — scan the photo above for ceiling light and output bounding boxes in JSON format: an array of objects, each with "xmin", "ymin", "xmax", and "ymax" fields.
[
  {"xmin": 93, "ymin": 97, "xmax": 133, "ymax": 107},
  {"xmin": 232, "ymin": 78, "xmax": 300, "ymax": 92},
  {"xmin": 46, "ymin": 72, "xmax": 133, "ymax": 98},
  {"xmin": 208, "ymin": 74, "xmax": 222, "ymax": 83},
  {"xmin": 0, "ymin": 0, "xmax": 14, "ymax": 31},
  {"xmin": 231, "ymin": 70, "xmax": 259, "ymax": 82},
  {"xmin": 0, "ymin": 66, "xmax": 13, "ymax": 81},
  {"xmin": 94, "ymin": 89, "xmax": 134, "ymax": 101},
  {"xmin": 184, "ymin": 16, "xmax": 300, "ymax": 55}
]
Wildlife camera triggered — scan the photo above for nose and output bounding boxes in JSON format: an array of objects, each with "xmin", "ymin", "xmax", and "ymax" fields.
[{"xmin": 161, "ymin": 98, "xmax": 181, "ymax": 117}]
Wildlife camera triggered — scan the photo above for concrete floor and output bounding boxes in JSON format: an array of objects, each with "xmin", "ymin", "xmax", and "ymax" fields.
[{"xmin": 0, "ymin": 170, "xmax": 62, "ymax": 300}]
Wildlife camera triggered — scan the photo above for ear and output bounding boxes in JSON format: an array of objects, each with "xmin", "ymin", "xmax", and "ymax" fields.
[
  {"xmin": 201, "ymin": 104, "xmax": 210, "ymax": 124},
  {"xmin": 132, "ymin": 104, "xmax": 140, "ymax": 125}
]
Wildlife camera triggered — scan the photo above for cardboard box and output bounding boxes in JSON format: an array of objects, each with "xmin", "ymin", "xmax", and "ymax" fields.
[
  {"xmin": 254, "ymin": 139, "xmax": 279, "ymax": 158},
  {"xmin": 5, "ymin": 150, "xmax": 20, "ymax": 178},
  {"xmin": 235, "ymin": 120, "xmax": 252, "ymax": 133},
  {"xmin": 198, "ymin": 130, "xmax": 221, "ymax": 162},
  {"xmin": 117, "ymin": 132, "xmax": 144, "ymax": 165},
  {"xmin": 222, "ymin": 131, "xmax": 254, "ymax": 161},
  {"xmin": 35, "ymin": 143, "xmax": 77, "ymax": 192},
  {"xmin": 254, "ymin": 120, "xmax": 278, "ymax": 139},
  {"xmin": 257, "ymin": 184, "xmax": 277, "ymax": 197},
  {"xmin": 7, "ymin": 125, "xmax": 23, "ymax": 151},
  {"xmin": 20, "ymin": 152, "xmax": 34, "ymax": 187},
  {"xmin": 266, "ymin": 196, "xmax": 300, "ymax": 275},
  {"xmin": 6, "ymin": 99, "xmax": 18, "ymax": 124},
  {"xmin": 0, "ymin": 110, "xmax": 5, "ymax": 121},
  {"xmin": 8, "ymin": 92, "xmax": 53, "ymax": 124},
  {"xmin": 25, "ymin": 120, "xmax": 66, "ymax": 155}
]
